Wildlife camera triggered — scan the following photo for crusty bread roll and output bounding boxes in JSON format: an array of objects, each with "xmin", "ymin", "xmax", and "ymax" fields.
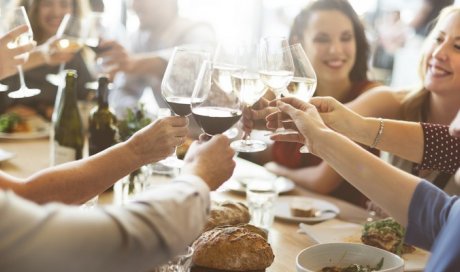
[
  {"xmin": 204, "ymin": 201, "xmax": 250, "ymax": 232},
  {"xmin": 192, "ymin": 225, "xmax": 274, "ymax": 272}
]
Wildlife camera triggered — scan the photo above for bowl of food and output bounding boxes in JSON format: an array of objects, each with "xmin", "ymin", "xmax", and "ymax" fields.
[{"xmin": 296, "ymin": 243, "xmax": 404, "ymax": 272}]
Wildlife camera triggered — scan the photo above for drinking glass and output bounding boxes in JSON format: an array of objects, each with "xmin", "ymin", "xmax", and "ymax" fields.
[
  {"xmin": 160, "ymin": 47, "xmax": 210, "ymax": 168},
  {"xmin": 246, "ymin": 179, "xmax": 278, "ymax": 231},
  {"xmin": 230, "ymin": 43, "xmax": 268, "ymax": 152},
  {"xmin": 258, "ymin": 37, "xmax": 294, "ymax": 134},
  {"xmin": 285, "ymin": 43, "xmax": 317, "ymax": 153},
  {"xmin": 46, "ymin": 14, "xmax": 88, "ymax": 87},
  {"xmin": 191, "ymin": 60, "xmax": 242, "ymax": 137},
  {"xmin": 2, "ymin": 6, "xmax": 40, "ymax": 98}
]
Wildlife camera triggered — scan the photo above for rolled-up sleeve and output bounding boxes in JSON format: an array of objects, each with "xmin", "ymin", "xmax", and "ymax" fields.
[{"xmin": 0, "ymin": 175, "xmax": 210, "ymax": 272}]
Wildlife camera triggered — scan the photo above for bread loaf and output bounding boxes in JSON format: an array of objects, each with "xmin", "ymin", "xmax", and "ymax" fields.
[
  {"xmin": 204, "ymin": 201, "xmax": 250, "ymax": 232},
  {"xmin": 192, "ymin": 225, "xmax": 274, "ymax": 272}
]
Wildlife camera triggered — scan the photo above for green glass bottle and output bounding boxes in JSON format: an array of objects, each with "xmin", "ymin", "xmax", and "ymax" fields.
[
  {"xmin": 52, "ymin": 70, "xmax": 84, "ymax": 165},
  {"xmin": 88, "ymin": 76, "xmax": 118, "ymax": 156}
]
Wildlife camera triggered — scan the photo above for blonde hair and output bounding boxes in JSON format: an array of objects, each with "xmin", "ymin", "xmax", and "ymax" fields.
[
  {"xmin": 402, "ymin": 5, "xmax": 460, "ymax": 121},
  {"xmin": 16, "ymin": 0, "xmax": 90, "ymax": 44}
]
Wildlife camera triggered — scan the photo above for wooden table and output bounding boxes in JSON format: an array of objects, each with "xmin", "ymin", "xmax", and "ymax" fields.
[{"xmin": 0, "ymin": 137, "xmax": 369, "ymax": 272}]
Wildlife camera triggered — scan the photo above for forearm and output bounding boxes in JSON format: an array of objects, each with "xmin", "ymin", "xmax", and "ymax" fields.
[
  {"xmin": 315, "ymin": 130, "xmax": 420, "ymax": 226},
  {"xmin": 22, "ymin": 50, "xmax": 48, "ymax": 71},
  {"xmin": 345, "ymin": 117, "xmax": 423, "ymax": 164},
  {"xmin": 0, "ymin": 178, "xmax": 210, "ymax": 272},
  {"xmin": 15, "ymin": 142, "xmax": 141, "ymax": 204}
]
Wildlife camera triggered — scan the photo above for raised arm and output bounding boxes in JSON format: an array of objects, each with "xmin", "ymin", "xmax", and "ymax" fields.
[{"xmin": 0, "ymin": 116, "xmax": 189, "ymax": 204}]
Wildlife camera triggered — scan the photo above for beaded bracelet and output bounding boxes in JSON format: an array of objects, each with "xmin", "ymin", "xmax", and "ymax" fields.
[{"xmin": 371, "ymin": 118, "xmax": 384, "ymax": 149}]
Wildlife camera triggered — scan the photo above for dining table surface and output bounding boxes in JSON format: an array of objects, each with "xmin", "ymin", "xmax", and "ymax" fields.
[{"xmin": 0, "ymin": 136, "xmax": 372, "ymax": 272}]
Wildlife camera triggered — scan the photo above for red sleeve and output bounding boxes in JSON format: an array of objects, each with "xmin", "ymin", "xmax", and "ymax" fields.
[{"xmin": 418, "ymin": 123, "xmax": 460, "ymax": 174}]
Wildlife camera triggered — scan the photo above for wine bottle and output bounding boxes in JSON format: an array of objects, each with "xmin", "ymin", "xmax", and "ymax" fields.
[
  {"xmin": 52, "ymin": 70, "xmax": 84, "ymax": 165},
  {"xmin": 88, "ymin": 76, "xmax": 118, "ymax": 156}
]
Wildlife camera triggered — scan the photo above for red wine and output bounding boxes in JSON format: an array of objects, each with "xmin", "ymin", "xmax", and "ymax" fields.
[
  {"xmin": 165, "ymin": 97, "xmax": 193, "ymax": 116},
  {"xmin": 192, "ymin": 107, "xmax": 242, "ymax": 135}
]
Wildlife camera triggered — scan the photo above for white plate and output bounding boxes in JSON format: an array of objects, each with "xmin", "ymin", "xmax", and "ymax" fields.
[
  {"xmin": 298, "ymin": 219, "xmax": 430, "ymax": 272},
  {"xmin": 0, "ymin": 149, "xmax": 14, "ymax": 162},
  {"xmin": 0, "ymin": 116, "xmax": 50, "ymax": 140},
  {"xmin": 224, "ymin": 176, "xmax": 295, "ymax": 194},
  {"xmin": 274, "ymin": 196, "xmax": 339, "ymax": 223}
]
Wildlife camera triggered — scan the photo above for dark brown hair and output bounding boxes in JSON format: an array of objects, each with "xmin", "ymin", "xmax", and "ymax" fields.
[{"xmin": 289, "ymin": 0, "xmax": 369, "ymax": 82}]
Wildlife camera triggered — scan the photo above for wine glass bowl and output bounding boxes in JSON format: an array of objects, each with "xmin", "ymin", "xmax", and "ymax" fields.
[
  {"xmin": 191, "ymin": 61, "xmax": 242, "ymax": 137},
  {"xmin": 159, "ymin": 47, "xmax": 211, "ymax": 168},
  {"xmin": 2, "ymin": 6, "xmax": 41, "ymax": 98}
]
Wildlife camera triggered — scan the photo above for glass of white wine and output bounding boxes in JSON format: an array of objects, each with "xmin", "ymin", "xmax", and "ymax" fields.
[
  {"xmin": 46, "ymin": 14, "xmax": 88, "ymax": 87},
  {"xmin": 285, "ymin": 43, "xmax": 317, "ymax": 153},
  {"xmin": 230, "ymin": 42, "xmax": 268, "ymax": 152},
  {"xmin": 2, "ymin": 6, "xmax": 40, "ymax": 98}
]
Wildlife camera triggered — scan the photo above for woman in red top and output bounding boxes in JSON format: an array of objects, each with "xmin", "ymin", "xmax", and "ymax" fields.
[{"xmin": 244, "ymin": 0, "xmax": 381, "ymax": 207}]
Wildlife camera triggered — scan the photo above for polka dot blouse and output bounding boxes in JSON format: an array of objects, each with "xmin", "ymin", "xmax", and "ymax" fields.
[{"xmin": 419, "ymin": 123, "xmax": 460, "ymax": 174}]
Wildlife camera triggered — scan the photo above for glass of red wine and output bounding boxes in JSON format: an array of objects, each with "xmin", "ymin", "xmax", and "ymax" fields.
[
  {"xmin": 191, "ymin": 60, "xmax": 242, "ymax": 138},
  {"xmin": 160, "ymin": 47, "xmax": 211, "ymax": 168}
]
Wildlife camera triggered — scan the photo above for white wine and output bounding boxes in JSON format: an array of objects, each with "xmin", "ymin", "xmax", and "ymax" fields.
[
  {"xmin": 7, "ymin": 33, "xmax": 32, "ymax": 60},
  {"xmin": 231, "ymin": 71, "xmax": 267, "ymax": 106},
  {"xmin": 212, "ymin": 64, "xmax": 242, "ymax": 93},
  {"xmin": 259, "ymin": 70, "xmax": 294, "ymax": 91},
  {"xmin": 285, "ymin": 77, "xmax": 317, "ymax": 101},
  {"xmin": 55, "ymin": 37, "xmax": 84, "ymax": 53},
  {"xmin": 52, "ymin": 70, "xmax": 84, "ymax": 165}
]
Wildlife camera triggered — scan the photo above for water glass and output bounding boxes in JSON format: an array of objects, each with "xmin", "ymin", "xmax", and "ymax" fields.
[
  {"xmin": 152, "ymin": 246, "xmax": 194, "ymax": 272},
  {"xmin": 246, "ymin": 179, "xmax": 278, "ymax": 230}
]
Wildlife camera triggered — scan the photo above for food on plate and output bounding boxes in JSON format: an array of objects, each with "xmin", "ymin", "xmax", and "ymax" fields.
[
  {"xmin": 290, "ymin": 198, "xmax": 316, "ymax": 217},
  {"xmin": 361, "ymin": 217, "xmax": 415, "ymax": 255},
  {"xmin": 192, "ymin": 225, "xmax": 274, "ymax": 272},
  {"xmin": 203, "ymin": 201, "xmax": 250, "ymax": 232},
  {"xmin": 0, "ymin": 113, "xmax": 30, "ymax": 133},
  {"xmin": 320, "ymin": 257, "xmax": 384, "ymax": 272}
]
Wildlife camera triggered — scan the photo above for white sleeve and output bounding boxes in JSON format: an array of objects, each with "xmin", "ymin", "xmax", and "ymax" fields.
[{"xmin": 0, "ymin": 175, "xmax": 210, "ymax": 272}]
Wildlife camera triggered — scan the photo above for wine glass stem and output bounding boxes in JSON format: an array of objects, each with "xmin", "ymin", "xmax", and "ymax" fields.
[{"xmin": 17, "ymin": 65, "xmax": 27, "ymax": 89}]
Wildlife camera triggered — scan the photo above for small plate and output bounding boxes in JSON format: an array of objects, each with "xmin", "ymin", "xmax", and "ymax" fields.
[
  {"xmin": 0, "ymin": 149, "xmax": 14, "ymax": 162},
  {"xmin": 274, "ymin": 196, "xmax": 339, "ymax": 223},
  {"xmin": 0, "ymin": 116, "xmax": 50, "ymax": 140},
  {"xmin": 224, "ymin": 176, "xmax": 295, "ymax": 194}
]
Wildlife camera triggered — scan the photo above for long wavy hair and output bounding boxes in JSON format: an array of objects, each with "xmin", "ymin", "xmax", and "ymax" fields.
[
  {"xmin": 401, "ymin": 5, "xmax": 460, "ymax": 121},
  {"xmin": 15, "ymin": 0, "xmax": 90, "ymax": 44},
  {"xmin": 288, "ymin": 0, "xmax": 369, "ymax": 82}
]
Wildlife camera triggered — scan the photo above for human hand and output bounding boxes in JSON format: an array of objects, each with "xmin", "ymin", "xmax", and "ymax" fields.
[
  {"xmin": 182, "ymin": 135, "xmax": 235, "ymax": 190},
  {"xmin": 39, "ymin": 36, "xmax": 79, "ymax": 66},
  {"xmin": 127, "ymin": 116, "xmax": 189, "ymax": 164},
  {"xmin": 97, "ymin": 40, "xmax": 131, "ymax": 79},
  {"xmin": 266, "ymin": 97, "xmax": 330, "ymax": 153},
  {"xmin": 309, "ymin": 96, "xmax": 364, "ymax": 137},
  {"xmin": 0, "ymin": 25, "xmax": 36, "ymax": 80},
  {"xmin": 242, "ymin": 97, "xmax": 277, "ymax": 136}
]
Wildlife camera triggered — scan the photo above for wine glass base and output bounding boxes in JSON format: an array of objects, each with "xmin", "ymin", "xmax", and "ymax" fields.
[
  {"xmin": 158, "ymin": 156, "xmax": 184, "ymax": 168},
  {"xmin": 231, "ymin": 139, "xmax": 267, "ymax": 153},
  {"xmin": 8, "ymin": 88, "xmax": 41, "ymax": 98},
  {"xmin": 46, "ymin": 73, "xmax": 65, "ymax": 87},
  {"xmin": 299, "ymin": 145, "xmax": 309, "ymax": 153}
]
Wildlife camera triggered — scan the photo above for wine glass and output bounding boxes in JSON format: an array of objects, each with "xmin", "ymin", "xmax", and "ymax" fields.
[
  {"xmin": 1, "ymin": 6, "xmax": 40, "ymax": 98},
  {"xmin": 160, "ymin": 47, "xmax": 211, "ymax": 168},
  {"xmin": 285, "ymin": 43, "xmax": 317, "ymax": 153},
  {"xmin": 230, "ymin": 43, "xmax": 269, "ymax": 152},
  {"xmin": 46, "ymin": 14, "xmax": 88, "ymax": 87},
  {"xmin": 191, "ymin": 60, "xmax": 242, "ymax": 137},
  {"xmin": 258, "ymin": 37, "xmax": 294, "ymax": 134}
]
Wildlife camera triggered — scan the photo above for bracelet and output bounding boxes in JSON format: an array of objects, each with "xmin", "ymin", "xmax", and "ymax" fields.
[{"xmin": 371, "ymin": 118, "xmax": 384, "ymax": 149}]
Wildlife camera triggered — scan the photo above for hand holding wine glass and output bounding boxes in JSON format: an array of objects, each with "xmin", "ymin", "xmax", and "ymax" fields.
[
  {"xmin": 160, "ymin": 47, "xmax": 211, "ymax": 168},
  {"xmin": 1, "ymin": 6, "xmax": 40, "ymax": 98}
]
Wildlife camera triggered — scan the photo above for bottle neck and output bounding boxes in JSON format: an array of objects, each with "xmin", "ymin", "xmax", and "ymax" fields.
[{"xmin": 97, "ymin": 79, "xmax": 109, "ymax": 109}]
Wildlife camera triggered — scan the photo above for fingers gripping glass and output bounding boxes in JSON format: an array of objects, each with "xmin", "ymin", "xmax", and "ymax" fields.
[
  {"xmin": 2, "ymin": 6, "xmax": 40, "ymax": 98},
  {"xmin": 159, "ymin": 47, "xmax": 211, "ymax": 168}
]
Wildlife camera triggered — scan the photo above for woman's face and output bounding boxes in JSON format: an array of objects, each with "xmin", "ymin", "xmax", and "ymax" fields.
[
  {"xmin": 37, "ymin": 0, "xmax": 74, "ymax": 39},
  {"xmin": 301, "ymin": 10, "xmax": 356, "ymax": 84},
  {"xmin": 424, "ymin": 12, "xmax": 460, "ymax": 96}
]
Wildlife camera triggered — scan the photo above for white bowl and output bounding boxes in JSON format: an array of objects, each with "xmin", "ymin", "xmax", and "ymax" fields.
[{"xmin": 296, "ymin": 243, "xmax": 404, "ymax": 272}]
